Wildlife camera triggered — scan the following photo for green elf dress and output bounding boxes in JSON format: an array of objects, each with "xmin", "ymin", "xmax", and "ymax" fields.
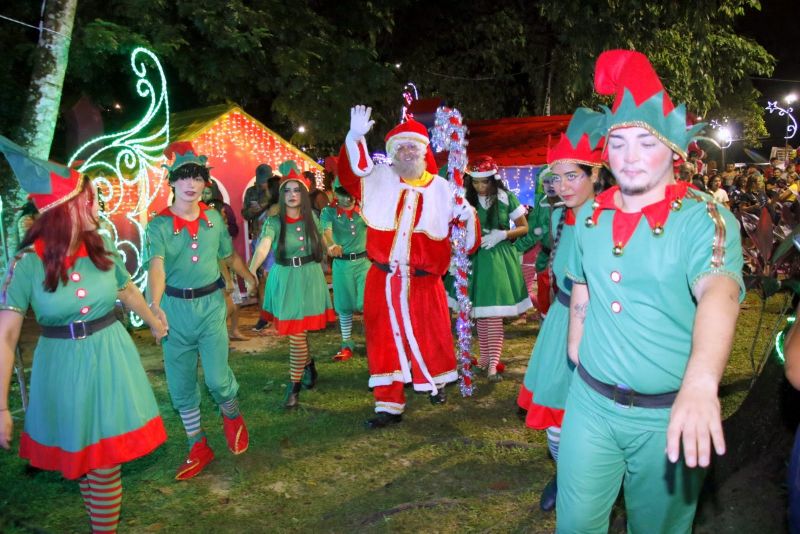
[
  {"xmin": 261, "ymin": 214, "xmax": 336, "ymax": 335},
  {"xmin": 0, "ymin": 239, "xmax": 166, "ymax": 480}
]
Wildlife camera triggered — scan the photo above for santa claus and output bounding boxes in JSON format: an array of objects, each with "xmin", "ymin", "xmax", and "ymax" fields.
[{"xmin": 338, "ymin": 105, "xmax": 480, "ymax": 428}]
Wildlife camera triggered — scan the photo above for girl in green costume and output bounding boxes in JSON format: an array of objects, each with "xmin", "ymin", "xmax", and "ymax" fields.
[
  {"xmin": 0, "ymin": 149, "xmax": 168, "ymax": 533},
  {"xmin": 249, "ymin": 163, "xmax": 336, "ymax": 408}
]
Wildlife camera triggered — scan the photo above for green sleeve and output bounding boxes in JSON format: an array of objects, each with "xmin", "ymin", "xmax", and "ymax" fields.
[
  {"xmin": 685, "ymin": 203, "xmax": 745, "ymax": 301},
  {"xmin": 143, "ymin": 218, "xmax": 166, "ymax": 269},
  {"xmin": 515, "ymin": 202, "xmax": 550, "ymax": 252},
  {"xmin": 261, "ymin": 216, "xmax": 279, "ymax": 241},
  {"xmin": 320, "ymin": 207, "xmax": 334, "ymax": 232},
  {"xmin": 104, "ymin": 236, "xmax": 132, "ymax": 290},
  {"xmin": 211, "ymin": 210, "xmax": 233, "ymax": 259},
  {"xmin": 0, "ymin": 250, "xmax": 35, "ymax": 314},
  {"xmin": 564, "ymin": 206, "xmax": 587, "ymax": 284},
  {"xmin": 507, "ymin": 191, "xmax": 526, "ymax": 221},
  {"xmin": 312, "ymin": 212, "xmax": 323, "ymax": 235}
]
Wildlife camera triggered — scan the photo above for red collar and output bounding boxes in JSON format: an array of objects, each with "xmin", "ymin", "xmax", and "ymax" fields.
[
  {"xmin": 564, "ymin": 208, "xmax": 576, "ymax": 226},
  {"xmin": 284, "ymin": 215, "xmax": 301, "ymax": 224},
  {"xmin": 336, "ymin": 204, "xmax": 361, "ymax": 218},
  {"xmin": 587, "ymin": 182, "xmax": 690, "ymax": 254},
  {"xmin": 160, "ymin": 204, "xmax": 211, "ymax": 239},
  {"xmin": 34, "ymin": 239, "xmax": 88, "ymax": 270}
]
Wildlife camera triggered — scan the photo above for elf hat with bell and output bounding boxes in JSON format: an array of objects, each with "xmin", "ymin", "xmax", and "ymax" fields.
[
  {"xmin": 547, "ymin": 108, "xmax": 606, "ymax": 167},
  {"xmin": 384, "ymin": 118, "xmax": 439, "ymax": 175},
  {"xmin": 466, "ymin": 155, "xmax": 500, "ymax": 178},
  {"xmin": 594, "ymin": 50, "xmax": 704, "ymax": 159},
  {"xmin": 162, "ymin": 141, "xmax": 210, "ymax": 180},
  {"xmin": 0, "ymin": 135, "xmax": 85, "ymax": 213},
  {"xmin": 278, "ymin": 160, "xmax": 312, "ymax": 191}
]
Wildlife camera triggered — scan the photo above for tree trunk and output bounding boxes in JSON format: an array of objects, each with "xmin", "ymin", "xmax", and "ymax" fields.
[{"xmin": 5, "ymin": 0, "xmax": 77, "ymax": 260}]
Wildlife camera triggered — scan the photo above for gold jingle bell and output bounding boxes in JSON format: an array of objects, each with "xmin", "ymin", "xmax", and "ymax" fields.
[
  {"xmin": 612, "ymin": 244, "xmax": 624, "ymax": 257},
  {"xmin": 585, "ymin": 217, "xmax": 595, "ymax": 228},
  {"xmin": 652, "ymin": 225, "xmax": 664, "ymax": 236},
  {"xmin": 670, "ymin": 199, "xmax": 682, "ymax": 211}
]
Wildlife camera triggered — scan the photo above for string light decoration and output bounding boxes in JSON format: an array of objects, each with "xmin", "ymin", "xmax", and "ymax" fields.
[
  {"xmin": 68, "ymin": 46, "xmax": 171, "ymax": 326},
  {"xmin": 432, "ymin": 106, "xmax": 474, "ymax": 397},
  {"xmin": 498, "ymin": 165, "xmax": 543, "ymax": 207},
  {"xmin": 765, "ymin": 100, "xmax": 798, "ymax": 141}
]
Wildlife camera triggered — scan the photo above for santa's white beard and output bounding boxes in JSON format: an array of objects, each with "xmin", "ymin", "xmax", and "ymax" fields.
[{"xmin": 392, "ymin": 155, "xmax": 426, "ymax": 179}]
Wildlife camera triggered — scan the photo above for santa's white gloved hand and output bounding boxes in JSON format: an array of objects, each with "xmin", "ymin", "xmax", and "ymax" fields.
[
  {"xmin": 349, "ymin": 105, "xmax": 375, "ymax": 138},
  {"xmin": 452, "ymin": 201, "xmax": 473, "ymax": 222},
  {"xmin": 480, "ymin": 229, "xmax": 507, "ymax": 250}
]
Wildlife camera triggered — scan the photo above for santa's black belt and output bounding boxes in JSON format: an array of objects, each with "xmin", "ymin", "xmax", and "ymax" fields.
[
  {"xmin": 555, "ymin": 290, "xmax": 570, "ymax": 307},
  {"xmin": 40, "ymin": 311, "xmax": 118, "ymax": 340},
  {"xmin": 276, "ymin": 254, "xmax": 317, "ymax": 267},
  {"xmin": 334, "ymin": 251, "xmax": 368, "ymax": 261},
  {"xmin": 577, "ymin": 364, "xmax": 678, "ymax": 409},
  {"xmin": 165, "ymin": 277, "xmax": 224, "ymax": 299},
  {"xmin": 371, "ymin": 261, "xmax": 432, "ymax": 277}
]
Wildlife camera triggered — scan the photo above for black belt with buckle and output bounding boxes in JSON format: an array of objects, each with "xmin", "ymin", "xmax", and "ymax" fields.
[
  {"xmin": 276, "ymin": 254, "xmax": 317, "ymax": 267},
  {"xmin": 371, "ymin": 261, "xmax": 432, "ymax": 277},
  {"xmin": 577, "ymin": 364, "xmax": 678, "ymax": 409},
  {"xmin": 165, "ymin": 277, "xmax": 224, "ymax": 299},
  {"xmin": 334, "ymin": 251, "xmax": 368, "ymax": 261},
  {"xmin": 40, "ymin": 311, "xmax": 118, "ymax": 340},
  {"xmin": 555, "ymin": 290, "xmax": 570, "ymax": 307}
]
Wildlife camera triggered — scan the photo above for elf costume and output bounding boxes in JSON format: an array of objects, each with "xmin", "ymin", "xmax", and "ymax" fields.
[
  {"xmin": 259, "ymin": 164, "xmax": 336, "ymax": 408},
  {"xmin": 0, "ymin": 136, "xmax": 166, "ymax": 533},
  {"xmin": 555, "ymin": 51, "xmax": 745, "ymax": 533},
  {"xmin": 447, "ymin": 155, "xmax": 531, "ymax": 379},
  {"xmin": 145, "ymin": 142, "xmax": 249, "ymax": 481},
  {"xmin": 320, "ymin": 177, "xmax": 369, "ymax": 362},
  {"xmin": 337, "ymin": 111, "xmax": 479, "ymax": 427}
]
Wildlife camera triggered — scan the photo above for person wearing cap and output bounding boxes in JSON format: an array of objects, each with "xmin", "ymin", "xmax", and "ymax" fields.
[
  {"xmin": 145, "ymin": 142, "xmax": 257, "ymax": 480},
  {"xmin": 516, "ymin": 110, "xmax": 606, "ymax": 512},
  {"xmin": 337, "ymin": 105, "xmax": 480, "ymax": 429},
  {"xmin": 320, "ymin": 171, "xmax": 370, "ymax": 363},
  {"xmin": 0, "ymin": 135, "xmax": 168, "ymax": 532},
  {"xmin": 447, "ymin": 155, "xmax": 530, "ymax": 381},
  {"xmin": 557, "ymin": 51, "xmax": 744, "ymax": 532},
  {"xmin": 249, "ymin": 161, "xmax": 336, "ymax": 408},
  {"xmin": 242, "ymin": 163, "xmax": 274, "ymax": 239}
]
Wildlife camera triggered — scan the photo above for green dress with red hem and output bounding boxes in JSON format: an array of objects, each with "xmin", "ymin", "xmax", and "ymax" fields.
[
  {"xmin": 0, "ymin": 239, "xmax": 166, "ymax": 480},
  {"xmin": 261, "ymin": 214, "xmax": 336, "ymax": 335}
]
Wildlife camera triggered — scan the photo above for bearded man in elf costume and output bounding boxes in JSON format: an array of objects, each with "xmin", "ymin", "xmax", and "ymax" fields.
[
  {"xmin": 145, "ymin": 142, "xmax": 258, "ymax": 480},
  {"xmin": 338, "ymin": 105, "xmax": 480, "ymax": 429},
  {"xmin": 320, "ymin": 164, "xmax": 370, "ymax": 362},
  {"xmin": 557, "ymin": 51, "xmax": 744, "ymax": 532}
]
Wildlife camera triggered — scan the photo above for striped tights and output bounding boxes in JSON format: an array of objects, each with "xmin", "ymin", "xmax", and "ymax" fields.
[
  {"xmin": 476, "ymin": 317, "xmax": 504, "ymax": 373},
  {"xmin": 546, "ymin": 425, "xmax": 561, "ymax": 462},
  {"xmin": 339, "ymin": 313, "xmax": 353, "ymax": 347},
  {"xmin": 78, "ymin": 465, "xmax": 122, "ymax": 533},
  {"xmin": 289, "ymin": 332, "xmax": 310, "ymax": 382}
]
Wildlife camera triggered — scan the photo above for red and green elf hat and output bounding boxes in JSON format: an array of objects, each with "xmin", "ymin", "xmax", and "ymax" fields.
[
  {"xmin": 278, "ymin": 160, "xmax": 312, "ymax": 191},
  {"xmin": 547, "ymin": 108, "xmax": 606, "ymax": 167},
  {"xmin": 594, "ymin": 50, "xmax": 704, "ymax": 159},
  {"xmin": 162, "ymin": 141, "xmax": 210, "ymax": 180},
  {"xmin": 0, "ymin": 134, "xmax": 84, "ymax": 213}
]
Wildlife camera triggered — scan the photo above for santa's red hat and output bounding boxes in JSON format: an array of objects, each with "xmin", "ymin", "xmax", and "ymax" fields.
[
  {"xmin": 385, "ymin": 118, "xmax": 438, "ymax": 175},
  {"xmin": 467, "ymin": 155, "xmax": 499, "ymax": 178}
]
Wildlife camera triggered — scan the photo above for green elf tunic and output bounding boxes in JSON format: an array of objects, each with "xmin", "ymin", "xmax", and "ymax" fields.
[
  {"xmin": 261, "ymin": 214, "xmax": 336, "ymax": 335},
  {"xmin": 514, "ymin": 197, "xmax": 552, "ymax": 266},
  {"xmin": 556, "ymin": 183, "xmax": 745, "ymax": 533},
  {"xmin": 448, "ymin": 189, "xmax": 532, "ymax": 317},
  {"xmin": 0, "ymin": 239, "xmax": 166, "ymax": 480},
  {"xmin": 145, "ymin": 205, "xmax": 239, "ymax": 412},
  {"xmin": 521, "ymin": 207, "xmax": 577, "ymax": 420},
  {"xmin": 320, "ymin": 204, "xmax": 370, "ymax": 318}
]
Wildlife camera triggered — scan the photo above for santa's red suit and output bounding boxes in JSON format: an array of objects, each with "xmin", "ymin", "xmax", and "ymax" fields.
[{"xmin": 338, "ymin": 119, "xmax": 479, "ymax": 414}]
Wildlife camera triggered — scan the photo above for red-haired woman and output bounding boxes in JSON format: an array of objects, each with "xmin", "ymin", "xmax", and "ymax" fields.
[
  {"xmin": 0, "ymin": 138, "xmax": 167, "ymax": 534},
  {"xmin": 249, "ymin": 163, "xmax": 336, "ymax": 409}
]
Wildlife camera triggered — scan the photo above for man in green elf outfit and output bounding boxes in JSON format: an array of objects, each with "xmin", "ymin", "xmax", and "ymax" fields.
[
  {"xmin": 557, "ymin": 50, "xmax": 744, "ymax": 532},
  {"xmin": 320, "ymin": 169, "xmax": 370, "ymax": 362},
  {"xmin": 146, "ymin": 142, "xmax": 258, "ymax": 480}
]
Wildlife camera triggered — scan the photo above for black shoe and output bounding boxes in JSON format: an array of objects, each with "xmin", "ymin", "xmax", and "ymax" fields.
[
  {"xmin": 429, "ymin": 387, "xmax": 447, "ymax": 405},
  {"xmin": 284, "ymin": 381, "xmax": 302, "ymax": 409},
  {"xmin": 301, "ymin": 359, "xmax": 318, "ymax": 390},
  {"xmin": 364, "ymin": 412, "xmax": 403, "ymax": 429},
  {"xmin": 251, "ymin": 318, "xmax": 269, "ymax": 332},
  {"xmin": 539, "ymin": 475, "xmax": 557, "ymax": 512}
]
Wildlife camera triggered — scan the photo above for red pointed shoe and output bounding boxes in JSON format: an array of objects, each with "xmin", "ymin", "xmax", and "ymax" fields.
[
  {"xmin": 223, "ymin": 414, "xmax": 249, "ymax": 455},
  {"xmin": 175, "ymin": 437, "xmax": 214, "ymax": 481},
  {"xmin": 332, "ymin": 347, "xmax": 353, "ymax": 362},
  {"xmin": 496, "ymin": 362, "xmax": 506, "ymax": 374}
]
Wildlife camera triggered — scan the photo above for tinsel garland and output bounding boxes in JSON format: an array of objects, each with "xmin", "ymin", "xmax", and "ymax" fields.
[{"xmin": 432, "ymin": 107, "xmax": 474, "ymax": 396}]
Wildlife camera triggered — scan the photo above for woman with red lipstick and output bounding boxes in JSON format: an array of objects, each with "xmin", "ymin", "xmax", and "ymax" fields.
[
  {"xmin": 249, "ymin": 161, "xmax": 336, "ymax": 409},
  {"xmin": 517, "ymin": 110, "xmax": 606, "ymax": 512}
]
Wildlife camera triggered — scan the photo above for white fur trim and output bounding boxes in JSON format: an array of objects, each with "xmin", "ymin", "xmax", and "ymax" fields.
[
  {"xmin": 345, "ymin": 132, "xmax": 373, "ymax": 177},
  {"xmin": 472, "ymin": 299, "xmax": 533, "ymax": 318},
  {"xmin": 398, "ymin": 265, "xmax": 439, "ymax": 395},
  {"xmin": 375, "ymin": 401, "xmax": 405, "ymax": 415},
  {"xmin": 509, "ymin": 204, "xmax": 526, "ymax": 221},
  {"xmin": 384, "ymin": 268, "xmax": 413, "ymax": 383},
  {"xmin": 386, "ymin": 132, "xmax": 429, "ymax": 154},
  {"xmin": 460, "ymin": 203, "xmax": 479, "ymax": 251},
  {"xmin": 468, "ymin": 169, "xmax": 498, "ymax": 178},
  {"xmin": 369, "ymin": 372, "xmax": 407, "ymax": 388},
  {"xmin": 412, "ymin": 372, "xmax": 459, "ymax": 392}
]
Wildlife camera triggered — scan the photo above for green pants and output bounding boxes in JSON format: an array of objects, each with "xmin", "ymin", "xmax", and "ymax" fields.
[
  {"xmin": 162, "ymin": 290, "xmax": 239, "ymax": 411},
  {"xmin": 331, "ymin": 257, "xmax": 370, "ymax": 315},
  {"xmin": 556, "ymin": 376, "xmax": 705, "ymax": 533}
]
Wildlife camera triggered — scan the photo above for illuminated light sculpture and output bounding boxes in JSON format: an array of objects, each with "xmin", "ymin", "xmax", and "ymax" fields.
[
  {"xmin": 68, "ymin": 46, "xmax": 170, "ymax": 326},
  {"xmin": 432, "ymin": 106, "xmax": 474, "ymax": 396},
  {"xmin": 765, "ymin": 100, "xmax": 798, "ymax": 141}
]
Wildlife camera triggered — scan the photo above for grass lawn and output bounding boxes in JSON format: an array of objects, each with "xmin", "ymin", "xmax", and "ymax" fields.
[{"xmin": 0, "ymin": 291, "xmax": 791, "ymax": 533}]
